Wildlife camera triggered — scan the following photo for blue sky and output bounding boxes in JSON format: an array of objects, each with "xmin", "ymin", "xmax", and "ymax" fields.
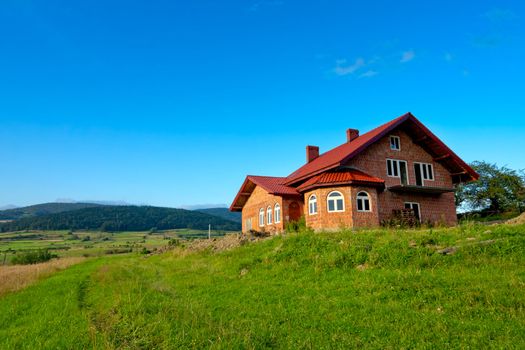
[{"xmin": 1, "ymin": 0, "xmax": 524, "ymax": 208}]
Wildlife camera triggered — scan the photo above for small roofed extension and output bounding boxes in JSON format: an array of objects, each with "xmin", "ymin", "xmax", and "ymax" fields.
[{"xmin": 230, "ymin": 112, "xmax": 478, "ymax": 232}]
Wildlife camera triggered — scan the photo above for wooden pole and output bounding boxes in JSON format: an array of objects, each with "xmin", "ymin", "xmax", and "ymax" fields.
[{"xmin": 208, "ymin": 224, "xmax": 211, "ymax": 239}]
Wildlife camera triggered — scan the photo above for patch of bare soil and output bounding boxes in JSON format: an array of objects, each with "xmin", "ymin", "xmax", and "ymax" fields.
[
  {"xmin": 506, "ymin": 212, "xmax": 525, "ymax": 225},
  {"xmin": 0, "ymin": 257, "xmax": 85, "ymax": 296},
  {"xmin": 186, "ymin": 233, "xmax": 271, "ymax": 253}
]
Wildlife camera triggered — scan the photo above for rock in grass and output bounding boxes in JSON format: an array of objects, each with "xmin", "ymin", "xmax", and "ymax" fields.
[{"xmin": 437, "ymin": 246, "xmax": 457, "ymax": 255}]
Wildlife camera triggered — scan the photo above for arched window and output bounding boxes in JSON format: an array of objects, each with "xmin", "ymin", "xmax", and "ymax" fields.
[
  {"xmin": 356, "ymin": 191, "xmax": 371, "ymax": 212},
  {"xmin": 259, "ymin": 208, "xmax": 265, "ymax": 227},
  {"xmin": 308, "ymin": 194, "xmax": 318, "ymax": 215},
  {"xmin": 274, "ymin": 203, "xmax": 281, "ymax": 223},
  {"xmin": 327, "ymin": 191, "xmax": 345, "ymax": 212},
  {"xmin": 267, "ymin": 206, "xmax": 273, "ymax": 224}
]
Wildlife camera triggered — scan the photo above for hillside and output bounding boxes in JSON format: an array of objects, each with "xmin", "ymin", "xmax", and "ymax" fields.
[
  {"xmin": 0, "ymin": 205, "xmax": 241, "ymax": 232},
  {"xmin": 196, "ymin": 207, "xmax": 241, "ymax": 223},
  {"xmin": 0, "ymin": 224, "xmax": 524, "ymax": 348},
  {"xmin": 0, "ymin": 202, "xmax": 105, "ymax": 221}
]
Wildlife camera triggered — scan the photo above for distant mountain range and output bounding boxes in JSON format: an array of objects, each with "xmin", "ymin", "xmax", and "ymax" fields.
[
  {"xmin": 0, "ymin": 205, "xmax": 18, "ymax": 211},
  {"xmin": 0, "ymin": 205, "xmax": 240, "ymax": 233},
  {"xmin": 0, "ymin": 203, "xmax": 240, "ymax": 233},
  {"xmin": 0, "ymin": 202, "xmax": 105, "ymax": 221}
]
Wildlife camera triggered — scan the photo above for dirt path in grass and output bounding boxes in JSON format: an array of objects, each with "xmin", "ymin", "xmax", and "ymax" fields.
[
  {"xmin": 0, "ymin": 257, "xmax": 85, "ymax": 296},
  {"xmin": 507, "ymin": 212, "xmax": 525, "ymax": 225}
]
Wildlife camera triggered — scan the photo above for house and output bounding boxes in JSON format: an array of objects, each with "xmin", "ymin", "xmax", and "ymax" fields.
[{"xmin": 230, "ymin": 113, "xmax": 479, "ymax": 232}]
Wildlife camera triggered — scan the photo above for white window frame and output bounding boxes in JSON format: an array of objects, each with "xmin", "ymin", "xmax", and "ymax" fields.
[
  {"xmin": 356, "ymin": 191, "xmax": 372, "ymax": 212},
  {"xmin": 274, "ymin": 203, "xmax": 281, "ymax": 223},
  {"xmin": 404, "ymin": 202, "xmax": 421, "ymax": 221},
  {"xmin": 327, "ymin": 191, "xmax": 345, "ymax": 213},
  {"xmin": 259, "ymin": 208, "xmax": 265, "ymax": 227},
  {"xmin": 414, "ymin": 162, "xmax": 435, "ymax": 182},
  {"xmin": 390, "ymin": 136, "xmax": 401, "ymax": 151},
  {"xmin": 267, "ymin": 206, "xmax": 273, "ymax": 225},
  {"xmin": 386, "ymin": 159, "xmax": 408, "ymax": 181},
  {"xmin": 308, "ymin": 194, "xmax": 318, "ymax": 215}
]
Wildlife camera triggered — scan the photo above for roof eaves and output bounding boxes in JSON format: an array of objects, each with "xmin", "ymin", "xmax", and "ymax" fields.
[
  {"xmin": 229, "ymin": 176, "xmax": 254, "ymax": 212},
  {"xmin": 298, "ymin": 180, "xmax": 385, "ymax": 193}
]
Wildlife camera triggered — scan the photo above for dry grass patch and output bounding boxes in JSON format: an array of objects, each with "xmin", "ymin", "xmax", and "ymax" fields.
[
  {"xmin": 507, "ymin": 212, "xmax": 525, "ymax": 225},
  {"xmin": 0, "ymin": 257, "xmax": 85, "ymax": 296}
]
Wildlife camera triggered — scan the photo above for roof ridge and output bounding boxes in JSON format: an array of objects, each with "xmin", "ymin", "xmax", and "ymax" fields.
[
  {"xmin": 247, "ymin": 175, "xmax": 287, "ymax": 179},
  {"xmin": 285, "ymin": 112, "xmax": 412, "ymax": 185}
]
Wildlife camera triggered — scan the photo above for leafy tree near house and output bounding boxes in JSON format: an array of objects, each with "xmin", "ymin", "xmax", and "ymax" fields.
[{"xmin": 456, "ymin": 161, "xmax": 525, "ymax": 213}]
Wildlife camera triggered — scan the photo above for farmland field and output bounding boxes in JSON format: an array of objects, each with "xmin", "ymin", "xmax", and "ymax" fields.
[
  {"xmin": 0, "ymin": 223, "xmax": 524, "ymax": 349},
  {"xmin": 0, "ymin": 229, "xmax": 230, "ymax": 265}
]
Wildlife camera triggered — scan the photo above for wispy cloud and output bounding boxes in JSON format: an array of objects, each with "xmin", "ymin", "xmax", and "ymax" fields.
[
  {"xmin": 400, "ymin": 50, "xmax": 415, "ymax": 63},
  {"xmin": 330, "ymin": 47, "xmax": 416, "ymax": 79},
  {"xmin": 483, "ymin": 8, "xmax": 517, "ymax": 22},
  {"xmin": 248, "ymin": 0, "xmax": 284, "ymax": 12},
  {"xmin": 359, "ymin": 70, "xmax": 378, "ymax": 78},
  {"xmin": 334, "ymin": 58, "xmax": 365, "ymax": 76}
]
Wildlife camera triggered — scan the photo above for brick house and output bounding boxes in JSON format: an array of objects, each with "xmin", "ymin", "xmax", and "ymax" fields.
[{"xmin": 230, "ymin": 113, "xmax": 478, "ymax": 232}]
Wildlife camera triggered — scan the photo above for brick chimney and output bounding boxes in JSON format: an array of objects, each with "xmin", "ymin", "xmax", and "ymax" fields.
[
  {"xmin": 306, "ymin": 145, "xmax": 319, "ymax": 163},
  {"xmin": 346, "ymin": 128, "xmax": 359, "ymax": 142}
]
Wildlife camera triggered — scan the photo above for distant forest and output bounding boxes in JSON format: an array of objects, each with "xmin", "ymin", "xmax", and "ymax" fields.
[
  {"xmin": 196, "ymin": 208, "xmax": 241, "ymax": 223},
  {"xmin": 0, "ymin": 202, "xmax": 104, "ymax": 220},
  {"xmin": 0, "ymin": 206, "xmax": 241, "ymax": 232}
]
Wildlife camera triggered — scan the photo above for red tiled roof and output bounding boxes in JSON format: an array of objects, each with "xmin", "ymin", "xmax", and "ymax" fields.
[
  {"xmin": 285, "ymin": 112, "xmax": 479, "ymax": 185},
  {"xmin": 297, "ymin": 169, "xmax": 385, "ymax": 192},
  {"xmin": 247, "ymin": 176, "xmax": 301, "ymax": 196},
  {"xmin": 230, "ymin": 175, "xmax": 300, "ymax": 212},
  {"xmin": 285, "ymin": 113, "xmax": 410, "ymax": 185}
]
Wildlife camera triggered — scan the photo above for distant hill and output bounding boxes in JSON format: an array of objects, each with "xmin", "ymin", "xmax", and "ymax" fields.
[
  {"xmin": 0, "ymin": 205, "xmax": 241, "ymax": 233},
  {"xmin": 0, "ymin": 202, "xmax": 105, "ymax": 221},
  {"xmin": 196, "ymin": 208, "xmax": 241, "ymax": 223},
  {"xmin": 0, "ymin": 205, "xmax": 18, "ymax": 211}
]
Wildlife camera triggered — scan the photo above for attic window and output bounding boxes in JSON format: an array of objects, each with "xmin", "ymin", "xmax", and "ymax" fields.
[{"xmin": 390, "ymin": 136, "xmax": 400, "ymax": 151}]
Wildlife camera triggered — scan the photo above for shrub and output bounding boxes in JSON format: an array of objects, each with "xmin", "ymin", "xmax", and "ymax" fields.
[
  {"xmin": 285, "ymin": 216, "xmax": 309, "ymax": 233},
  {"xmin": 11, "ymin": 250, "xmax": 57, "ymax": 265},
  {"xmin": 104, "ymin": 248, "xmax": 133, "ymax": 255},
  {"xmin": 168, "ymin": 238, "xmax": 181, "ymax": 247}
]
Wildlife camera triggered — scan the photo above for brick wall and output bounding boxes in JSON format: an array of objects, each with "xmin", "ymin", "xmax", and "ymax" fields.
[
  {"xmin": 303, "ymin": 186, "xmax": 380, "ymax": 230},
  {"xmin": 346, "ymin": 128, "xmax": 457, "ymax": 225},
  {"xmin": 241, "ymin": 186, "xmax": 303, "ymax": 233},
  {"xmin": 350, "ymin": 186, "xmax": 381, "ymax": 227}
]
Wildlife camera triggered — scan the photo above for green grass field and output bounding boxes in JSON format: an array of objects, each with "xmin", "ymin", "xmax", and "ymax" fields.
[{"xmin": 1, "ymin": 223, "xmax": 524, "ymax": 349}]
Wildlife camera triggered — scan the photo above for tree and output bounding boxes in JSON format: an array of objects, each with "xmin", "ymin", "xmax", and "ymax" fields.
[{"xmin": 456, "ymin": 161, "xmax": 525, "ymax": 213}]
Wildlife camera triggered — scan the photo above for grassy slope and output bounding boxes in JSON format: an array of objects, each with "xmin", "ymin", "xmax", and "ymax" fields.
[{"xmin": 1, "ymin": 224, "xmax": 524, "ymax": 349}]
